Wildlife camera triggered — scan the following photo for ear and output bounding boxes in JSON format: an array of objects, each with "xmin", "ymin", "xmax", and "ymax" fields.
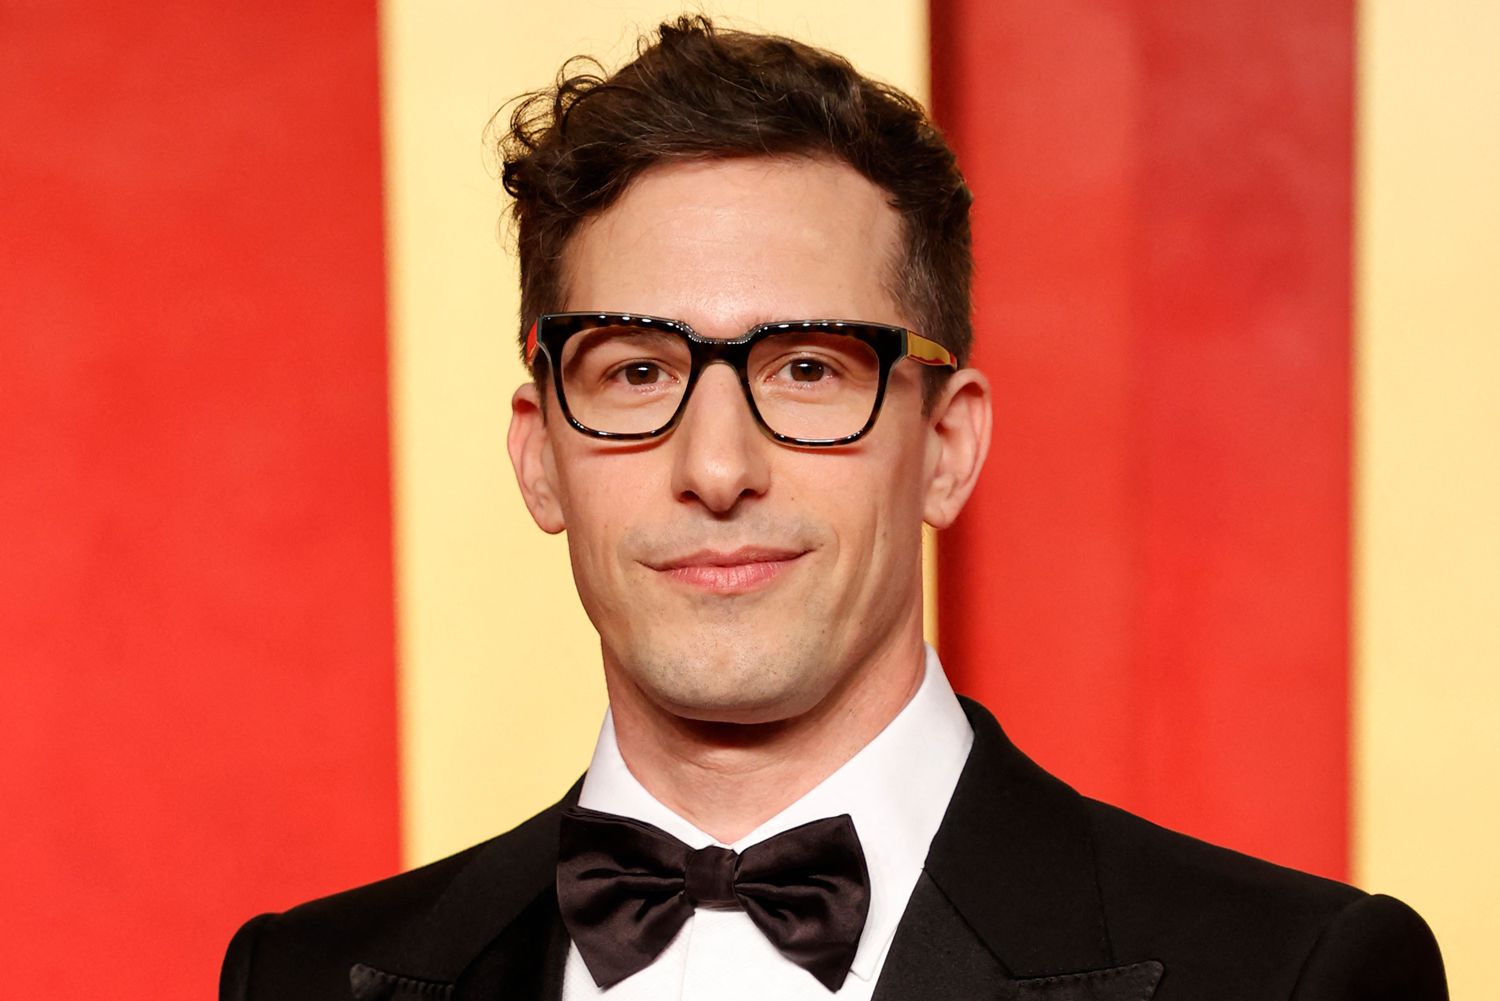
[
  {"xmin": 507, "ymin": 382, "xmax": 567, "ymax": 534},
  {"xmin": 922, "ymin": 368, "xmax": 992, "ymax": 530}
]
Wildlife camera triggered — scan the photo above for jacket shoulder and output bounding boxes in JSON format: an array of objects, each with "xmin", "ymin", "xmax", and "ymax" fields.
[
  {"xmin": 1291, "ymin": 893, "xmax": 1447, "ymax": 1001},
  {"xmin": 1084, "ymin": 795, "xmax": 1363, "ymax": 923},
  {"xmin": 1082, "ymin": 798, "xmax": 1445, "ymax": 999}
]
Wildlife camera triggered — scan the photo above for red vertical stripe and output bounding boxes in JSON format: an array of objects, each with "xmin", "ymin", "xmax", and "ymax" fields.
[
  {"xmin": 0, "ymin": 4, "xmax": 399, "ymax": 995},
  {"xmin": 933, "ymin": 0, "xmax": 1352, "ymax": 878}
]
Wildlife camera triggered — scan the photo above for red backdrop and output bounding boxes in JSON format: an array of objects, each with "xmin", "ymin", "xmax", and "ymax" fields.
[
  {"xmin": 0, "ymin": 4, "xmax": 401, "ymax": 996},
  {"xmin": 934, "ymin": 0, "xmax": 1354, "ymax": 879}
]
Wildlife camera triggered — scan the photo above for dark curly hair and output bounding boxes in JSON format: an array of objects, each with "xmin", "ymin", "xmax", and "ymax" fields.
[{"xmin": 497, "ymin": 15, "xmax": 973, "ymax": 393}]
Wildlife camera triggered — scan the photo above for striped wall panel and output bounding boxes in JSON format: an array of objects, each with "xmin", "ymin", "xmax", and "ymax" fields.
[{"xmin": 1, "ymin": 2, "xmax": 1492, "ymax": 997}]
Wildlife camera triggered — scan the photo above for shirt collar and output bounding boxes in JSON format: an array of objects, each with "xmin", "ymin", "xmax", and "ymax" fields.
[{"xmin": 577, "ymin": 644, "xmax": 975, "ymax": 983}]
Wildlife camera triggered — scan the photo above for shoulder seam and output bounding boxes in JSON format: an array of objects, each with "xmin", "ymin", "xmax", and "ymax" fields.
[{"xmin": 1286, "ymin": 890, "xmax": 1369, "ymax": 1001}]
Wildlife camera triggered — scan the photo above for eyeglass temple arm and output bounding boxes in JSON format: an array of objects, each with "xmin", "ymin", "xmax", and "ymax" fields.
[
  {"xmin": 906, "ymin": 331, "xmax": 958, "ymax": 368},
  {"xmin": 524, "ymin": 321, "xmax": 540, "ymax": 365}
]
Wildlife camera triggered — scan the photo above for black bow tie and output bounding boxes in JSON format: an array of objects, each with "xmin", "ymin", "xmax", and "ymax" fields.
[{"xmin": 556, "ymin": 806, "xmax": 871, "ymax": 991}]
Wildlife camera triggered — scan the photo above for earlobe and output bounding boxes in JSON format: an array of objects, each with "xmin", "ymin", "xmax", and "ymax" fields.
[
  {"xmin": 922, "ymin": 368, "xmax": 993, "ymax": 530},
  {"xmin": 508, "ymin": 383, "xmax": 567, "ymax": 534}
]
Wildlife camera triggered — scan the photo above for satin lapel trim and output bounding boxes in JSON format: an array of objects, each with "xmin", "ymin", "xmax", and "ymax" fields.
[
  {"xmin": 1017, "ymin": 961, "xmax": 1164, "ymax": 1001},
  {"xmin": 925, "ymin": 699, "xmax": 1114, "ymax": 978},
  {"xmin": 349, "ymin": 963, "xmax": 453, "ymax": 1000}
]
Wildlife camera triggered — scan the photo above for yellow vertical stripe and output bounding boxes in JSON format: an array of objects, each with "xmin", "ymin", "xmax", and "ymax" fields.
[
  {"xmin": 1355, "ymin": 2, "xmax": 1500, "ymax": 996},
  {"xmin": 379, "ymin": 1, "xmax": 930, "ymax": 868}
]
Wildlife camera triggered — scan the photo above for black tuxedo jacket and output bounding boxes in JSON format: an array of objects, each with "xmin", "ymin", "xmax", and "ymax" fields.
[{"xmin": 221, "ymin": 699, "xmax": 1446, "ymax": 1001}]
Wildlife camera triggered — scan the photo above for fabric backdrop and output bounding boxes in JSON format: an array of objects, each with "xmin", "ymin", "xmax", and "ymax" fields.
[{"xmin": 1, "ymin": 2, "xmax": 1493, "ymax": 997}]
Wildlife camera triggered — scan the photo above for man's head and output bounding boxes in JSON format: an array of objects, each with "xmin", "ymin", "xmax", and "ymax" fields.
[
  {"xmin": 502, "ymin": 18, "xmax": 990, "ymax": 733},
  {"xmin": 498, "ymin": 15, "xmax": 974, "ymax": 384}
]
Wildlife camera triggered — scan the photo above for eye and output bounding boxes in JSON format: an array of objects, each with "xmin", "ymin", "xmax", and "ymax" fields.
[
  {"xmin": 786, "ymin": 359, "xmax": 829, "ymax": 383},
  {"xmin": 751, "ymin": 332, "xmax": 873, "ymax": 393},
  {"xmin": 621, "ymin": 362, "xmax": 666, "ymax": 386}
]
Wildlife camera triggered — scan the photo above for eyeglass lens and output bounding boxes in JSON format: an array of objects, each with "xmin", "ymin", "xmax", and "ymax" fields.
[{"xmin": 558, "ymin": 322, "xmax": 883, "ymax": 439}]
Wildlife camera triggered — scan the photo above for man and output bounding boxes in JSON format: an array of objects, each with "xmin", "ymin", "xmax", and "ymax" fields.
[{"xmin": 222, "ymin": 17, "xmax": 1445, "ymax": 1001}]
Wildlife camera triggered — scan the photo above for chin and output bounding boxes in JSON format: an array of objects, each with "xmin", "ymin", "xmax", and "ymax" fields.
[{"xmin": 622, "ymin": 640, "xmax": 833, "ymax": 726}]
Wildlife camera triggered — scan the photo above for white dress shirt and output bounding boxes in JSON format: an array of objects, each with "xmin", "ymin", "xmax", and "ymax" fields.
[{"xmin": 560, "ymin": 645, "xmax": 975, "ymax": 1001}]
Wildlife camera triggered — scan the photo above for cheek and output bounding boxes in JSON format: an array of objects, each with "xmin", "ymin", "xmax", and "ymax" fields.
[
  {"xmin": 552, "ymin": 447, "xmax": 679, "ymax": 578},
  {"xmin": 801, "ymin": 451, "xmax": 925, "ymax": 568},
  {"xmin": 872, "ymin": 445, "xmax": 931, "ymax": 568}
]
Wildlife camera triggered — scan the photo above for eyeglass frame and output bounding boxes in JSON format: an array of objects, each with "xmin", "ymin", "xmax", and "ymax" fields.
[{"xmin": 524, "ymin": 311, "xmax": 960, "ymax": 447}]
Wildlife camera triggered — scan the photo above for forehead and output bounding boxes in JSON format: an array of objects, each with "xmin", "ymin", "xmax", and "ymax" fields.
[{"xmin": 560, "ymin": 157, "xmax": 908, "ymax": 333}]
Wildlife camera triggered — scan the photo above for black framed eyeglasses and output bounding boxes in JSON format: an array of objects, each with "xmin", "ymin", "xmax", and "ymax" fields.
[{"xmin": 524, "ymin": 312, "xmax": 959, "ymax": 446}]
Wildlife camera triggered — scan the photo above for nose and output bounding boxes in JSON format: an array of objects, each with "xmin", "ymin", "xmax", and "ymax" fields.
[{"xmin": 670, "ymin": 363, "xmax": 771, "ymax": 514}]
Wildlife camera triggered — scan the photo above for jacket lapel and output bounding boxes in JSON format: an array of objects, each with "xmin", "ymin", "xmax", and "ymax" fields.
[
  {"xmin": 873, "ymin": 872, "xmax": 1163, "ymax": 1001},
  {"xmin": 927, "ymin": 697, "xmax": 1114, "ymax": 976},
  {"xmin": 873, "ymin": 697, "xmax": 1163, "ymax": 1000},
  {"xmin": 349, "ymin": 782, "xmax": 579, "ymax": 1001},
  {"xmin": 872, "ymin": 872, "xmax": 1016, "ymax": 1001},
  {"xmin": 451, "ymin": 888, "xmax": 569, "ymax": 1001}
]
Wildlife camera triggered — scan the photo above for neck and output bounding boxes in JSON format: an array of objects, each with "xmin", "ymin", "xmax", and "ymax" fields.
[{"xmin": 603, "ymin": 626, "xmax": 927, "ymax": 844}]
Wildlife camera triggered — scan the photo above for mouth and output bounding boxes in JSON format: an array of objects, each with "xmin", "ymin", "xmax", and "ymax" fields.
[{"xmin": 645, "ymin": 546, "xmax": 808, "ymax": 595}]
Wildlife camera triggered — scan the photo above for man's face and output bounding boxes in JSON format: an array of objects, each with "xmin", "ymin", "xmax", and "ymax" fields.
[{"xmin": 511, "ymin": 157, "xmax": 951, "ymax": 725}]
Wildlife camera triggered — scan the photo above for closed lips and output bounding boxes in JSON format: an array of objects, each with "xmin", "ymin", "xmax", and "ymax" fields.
[
  {"xmin": 649, "ymin": 547, "xmax": 805, "ymax": 570},
  {"xmin": 648, "ymin": 547, "xmax": 807, "ymax": 592}
]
